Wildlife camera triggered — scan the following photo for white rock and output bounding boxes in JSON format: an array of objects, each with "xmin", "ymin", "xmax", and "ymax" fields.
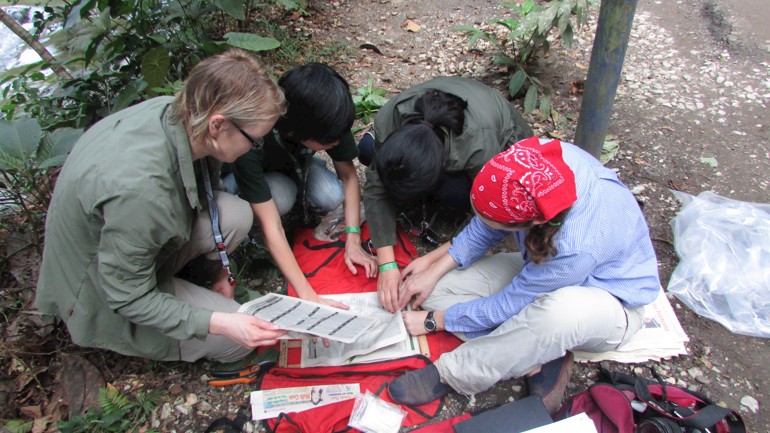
[
  {"xmin": 160, "ymin": 402, "xmax": 173, "ymax": 419},
  {"xmin": 740, "ymin": 395, "xmax": 759, "ymax": 413}
]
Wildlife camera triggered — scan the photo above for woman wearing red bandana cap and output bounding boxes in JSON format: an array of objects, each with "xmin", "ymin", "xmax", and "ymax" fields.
[{"xmin": 388, "ymin": 137, "xmax": 661, "ymax": 415}]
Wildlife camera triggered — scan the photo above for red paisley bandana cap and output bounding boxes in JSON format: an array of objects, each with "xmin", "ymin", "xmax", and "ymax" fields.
[{"xmin": 471, "ymin": 137, "xmax": 577, "ymax": 223}]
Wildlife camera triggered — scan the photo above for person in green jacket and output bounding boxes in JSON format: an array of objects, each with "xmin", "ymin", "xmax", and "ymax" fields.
[
  {"xmin": 35, "ymin": 49, "xmax": 288, "ymax": 362},
  {"xmin": 359, "ymin": 77, "xmax": 533, "ymax": 313}
]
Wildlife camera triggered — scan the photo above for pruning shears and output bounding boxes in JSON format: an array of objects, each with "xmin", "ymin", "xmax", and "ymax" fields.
[{"xmin": 208, "ymin": 360, "xmax": 276, "ymax": 387}]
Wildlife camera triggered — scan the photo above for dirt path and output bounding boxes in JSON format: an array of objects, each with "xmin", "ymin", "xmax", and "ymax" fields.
[{"xmin": 312, "ymin": 0, "xmax": 769, "ymax": 431}]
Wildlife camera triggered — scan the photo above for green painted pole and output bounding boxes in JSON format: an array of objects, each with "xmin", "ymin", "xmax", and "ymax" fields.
[{"xmin": 574, "ymin": 0, "xmax": 638, "ymax": 159}]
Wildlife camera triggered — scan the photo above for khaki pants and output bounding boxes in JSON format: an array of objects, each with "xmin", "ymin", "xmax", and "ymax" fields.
[
  {"xmin": 423, "ymin": 253, "xmax": 644, "ymax": 395},
  {"xmin": 168, "ymin": 192, "xmax": 254, "ymax": 362}
]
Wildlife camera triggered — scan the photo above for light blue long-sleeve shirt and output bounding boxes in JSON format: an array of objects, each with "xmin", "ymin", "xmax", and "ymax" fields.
[{"xmin": 445, "ymin": 141, "xmax": 660, "ymax": 338}]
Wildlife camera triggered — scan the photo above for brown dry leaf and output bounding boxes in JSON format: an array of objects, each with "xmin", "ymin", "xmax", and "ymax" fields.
[
  {"xmin": 404, "ymin": 19, "xmax": 421, "ymax": 32},
  {"xmin": 13, "ymin": 357, "xmax": 37, "ymax": 391},
  {"xmin": 32, "ymin": 416, "xmax": 50, "ymax": 433},
  {"xmin": 700, "ymin": 357, "xmax": 713, "ymax": 369},
  {"xmin": 60, "ymin": 354, "xmax": 105, "ymax": 418},
  {"xmin": 20, "ymin": 405, "xmax": 42, "ymax": 418}
]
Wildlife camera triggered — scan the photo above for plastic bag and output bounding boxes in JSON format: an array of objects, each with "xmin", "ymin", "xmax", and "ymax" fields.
[
  {"xmin": 348, "ymin": 391, "xmax": 407, "ymax": 433},
  {"xmin": 667, "ymin": 190, "xmax": 770, "ymax": 338}
]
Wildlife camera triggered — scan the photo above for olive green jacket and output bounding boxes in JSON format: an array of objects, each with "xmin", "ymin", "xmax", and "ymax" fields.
[
  {"xmin": 363, "ymin": 77, "xmax": 533, "ymax": 248},
  {"xmin": 36, "ymin": 97, "xmax": 212, "ymax": 360}
]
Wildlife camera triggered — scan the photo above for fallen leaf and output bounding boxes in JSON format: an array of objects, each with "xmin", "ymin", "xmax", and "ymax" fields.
[
  {"xmin": 404, "ymin": 19, "xmax": 421, "ymax": 32},
  {"xmin": 600, "ymin": 137, "xmax": 620, "ymax": 164},
  {"xmin": 32, "ymin": 416, "xmax": 50, "ymax": 433},
  {"xmin": 698, "ymin": 156, "xmax": 718, "ymax": 168},
  {"xmin": 60, "ymin": 354, "xmax": 105, "ymax": 418},
  {"xmin": 20, "ymin": 405, "xmax": 42, "ymax": 418},
  {"xmin": 546, "ymin": 131, "xmax": 565, "ymax": 140}
]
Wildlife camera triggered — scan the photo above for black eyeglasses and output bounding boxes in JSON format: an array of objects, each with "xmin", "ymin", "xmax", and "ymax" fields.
[{"xmin": 229, "ymin": 119, "xmax": 264, "ymax": 150}]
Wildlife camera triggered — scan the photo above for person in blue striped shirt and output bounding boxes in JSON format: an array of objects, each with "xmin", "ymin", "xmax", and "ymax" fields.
[{"xmin": 388, "ymin": 136, "xmax": 660, "ymax": 414}]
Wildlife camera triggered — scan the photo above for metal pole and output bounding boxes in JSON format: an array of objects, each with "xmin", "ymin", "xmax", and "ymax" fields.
[{"xmin": 574, "ymin": 0, "xmax": 638, "ymax": 159}]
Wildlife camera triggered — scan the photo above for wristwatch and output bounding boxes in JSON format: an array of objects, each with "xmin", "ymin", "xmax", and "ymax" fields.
[{"xmin": 424, "ymin": 311, "xmax": 437, "ymax": 333}]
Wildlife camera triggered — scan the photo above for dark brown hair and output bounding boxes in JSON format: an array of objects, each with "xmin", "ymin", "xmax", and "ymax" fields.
[{"xmin": 524, "ymin": 208, "xmax": 571, "ymax": 264}]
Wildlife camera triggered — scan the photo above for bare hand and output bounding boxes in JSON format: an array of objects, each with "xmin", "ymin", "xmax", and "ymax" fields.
[
  {"xmin": 401, "ymin": 254, "xmax": 433, "ymax": 279},
  {"xmin": 378, "ymin": 269, "xmax": 402, "ymax": 313},
  {"xmin": 210, "ymin": 312, "xmax": 287, "ymax": 348},
  {"xmin": 397, "ymin": 266, "xmax": 440, "ymax": 310},
  {"xmin": 344, "ymin": 242, "xmax": 378, "ymax": 278},
  {"xmin": 401, "ymin": 310, "xmax": 430, "ymax": 336},
  {"xmin": 304, "ymin": 293, "xmax": 350, "ymax": 311}
]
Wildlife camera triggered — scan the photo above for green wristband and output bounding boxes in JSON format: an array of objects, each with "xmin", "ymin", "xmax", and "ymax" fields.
[
  {"xmin": 345, "ymin": 226, "xmax": 361, "ymax": 234},
  {"xmin": 379, "ymin": 262, "xmax": 399, "ymax": 272}
]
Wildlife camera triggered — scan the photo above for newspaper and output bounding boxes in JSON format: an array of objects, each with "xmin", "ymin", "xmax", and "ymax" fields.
[
  {"xmin": 298, "ymin": 292, "xmax": 421, "ymax": 367},
  {"xmin": 573, "ymin": 287, "xmax": 689, "ymax": 363},
  {"xmin": 250, "ymin": 383, "xmax": 360, "ymax": 420},
  {"xmin": 238, "ymin": 293, "xmax": 376, "ymax": 344}
]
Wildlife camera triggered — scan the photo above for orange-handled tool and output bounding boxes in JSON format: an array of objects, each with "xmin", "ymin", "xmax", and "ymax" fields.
[{"xmin": 208, "ymin": 361, "xmax": 275, "ymax": 387}]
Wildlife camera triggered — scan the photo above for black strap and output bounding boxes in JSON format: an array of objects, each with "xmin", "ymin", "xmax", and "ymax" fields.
[
  {"xmin": 630, "ymin": 367, "xmax": 746, "ymax": 433},
  {"xmin": 200, "ymin": 159, "xmax": 236, "ymax": 286},
  {"xmin": 205, "ymin": 405, "xmax": 249, "ymax": 433}
]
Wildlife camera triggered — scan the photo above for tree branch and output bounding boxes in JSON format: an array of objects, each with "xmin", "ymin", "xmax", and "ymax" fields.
[{"xmin": 0, "ymin": 8, "xmax": 73, "ymax": 81}]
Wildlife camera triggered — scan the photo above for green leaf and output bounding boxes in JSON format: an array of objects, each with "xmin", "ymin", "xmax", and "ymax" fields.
[
  {"xmin": 557, "ymin": 2, "xmax": 572, "ymax": 35},
  {"xmin": 224, "ymin": 33, "xmax": 281, "ymax": 52},
  {"xmin": 65, "ymin": 0, "xmax": 96, "ymax": 27},
  {"xmin": 524, "ymin": 86, "xmax": 538, "ymax": 113},
  {"xmin": 141, "ymin": 48, "xmax": 170, "ymax": 90},
  {"xmin": 538, "ymin": 96, "xmax": 551, "ymax": 120},
  {"xmin": 699, "ymin": 156, "xmax": 718, "ymax": 168},
  {"xmin": 600, "ymin": 137, "xmax": 620, "ymax": 164},
  {"xmin": 576, "ymin": 0, "xmax": 588, "ymax": 26},
  {"xmin": 113, "ymin": 80, "xmax": 148, "ymax": 113},
  {"xmin": 521, "ymin": 0, "xmax": 535, "ymax": 14},
  {"xmin": 213, "ymin": 0, "xmax": 245, "ymax": 20},
  {"xmin": 367, "ymin": 94, "xmax": 389, "ymax": 107},
  {"xmin": 493, "ymin": 55, "xmax": 516, "ymax": 66},
  {"xmin": 468, "ymin": 32, "xmax": 485, "ymax": 50},
  {"xmin": 451, "ymin": 25, "xmax": 481, "ymax": 33},
  {"xmin": 508, "ymin": 70, "xmax": 526, "ymax": 97},
  {"xmin": 3, "ymin": 419, "xmax": 33, "ymax": 433},
  {"xmin": 0, "ymin": 118, "xmax": 43, "ymax": 165},
  {"xmin": 561, "ymin": 25, "xmax": 574, "ymax": 48},
  {"xmin": 38, "ymin": 128, "xmax": 83, "ymax": 168},
  {"xmin": 537, "ymin": 3, "xmax": 559, "ymax": 34},
  {"xmin": 275, "ymin": 0, "xmax": 300, "ymax": 10}
]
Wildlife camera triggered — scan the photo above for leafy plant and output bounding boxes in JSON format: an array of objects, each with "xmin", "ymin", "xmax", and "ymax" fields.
[
  {"xmin": 57, "ymin": 387, "xmax": 160, "ymax": 433},
  {"xmin": 1, "ymin": 0, "xmax": 286, "ymax": 130},
  {"xmin": 1, "ymin": 419, "xmax": 32, "ymax": 433},
  {"xmin": 454, "ymin": 0, "xmax": 592, "ymax": 125},
  {"xmin": 352, "ymin": 79, "xmax": 389, "ymax": 127},
  {"xmin": 0, "ymin": 117, "xmax": 82, "ymax": 237}
]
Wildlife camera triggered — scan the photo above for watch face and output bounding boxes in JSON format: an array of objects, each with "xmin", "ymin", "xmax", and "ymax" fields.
[
  {"xmin": 424, "ymin": 312, "xmax": 436, "ymax": 332},
  {"xmin": 425, "ymin": 320, "xmax": 436, "ymax": 332}
]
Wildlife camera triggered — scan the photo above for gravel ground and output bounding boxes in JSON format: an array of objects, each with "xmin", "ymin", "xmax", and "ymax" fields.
[
  {"xmin": 139, "ymin": 1, "xmax": 768, "ymax": 431},
  {"xmin": 5, "ymin": 1, "xmax": 768, "ymax": 432}
]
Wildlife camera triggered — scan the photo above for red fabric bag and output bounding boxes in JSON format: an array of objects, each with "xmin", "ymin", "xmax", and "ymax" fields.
[
  {"xmin": 260, "ymin": 224, "xmax": 463, "ymax": 433},
  {"xmin": 555, "ymin": 368, "xmax": 746, "ymax": 433},
  {"xmin": 262, "ymin": 355, "xmax": 442, "ymax": 433},
  {"xmin": 286, "ymin": 224, "xmax": 418, "ymax": 296}
]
